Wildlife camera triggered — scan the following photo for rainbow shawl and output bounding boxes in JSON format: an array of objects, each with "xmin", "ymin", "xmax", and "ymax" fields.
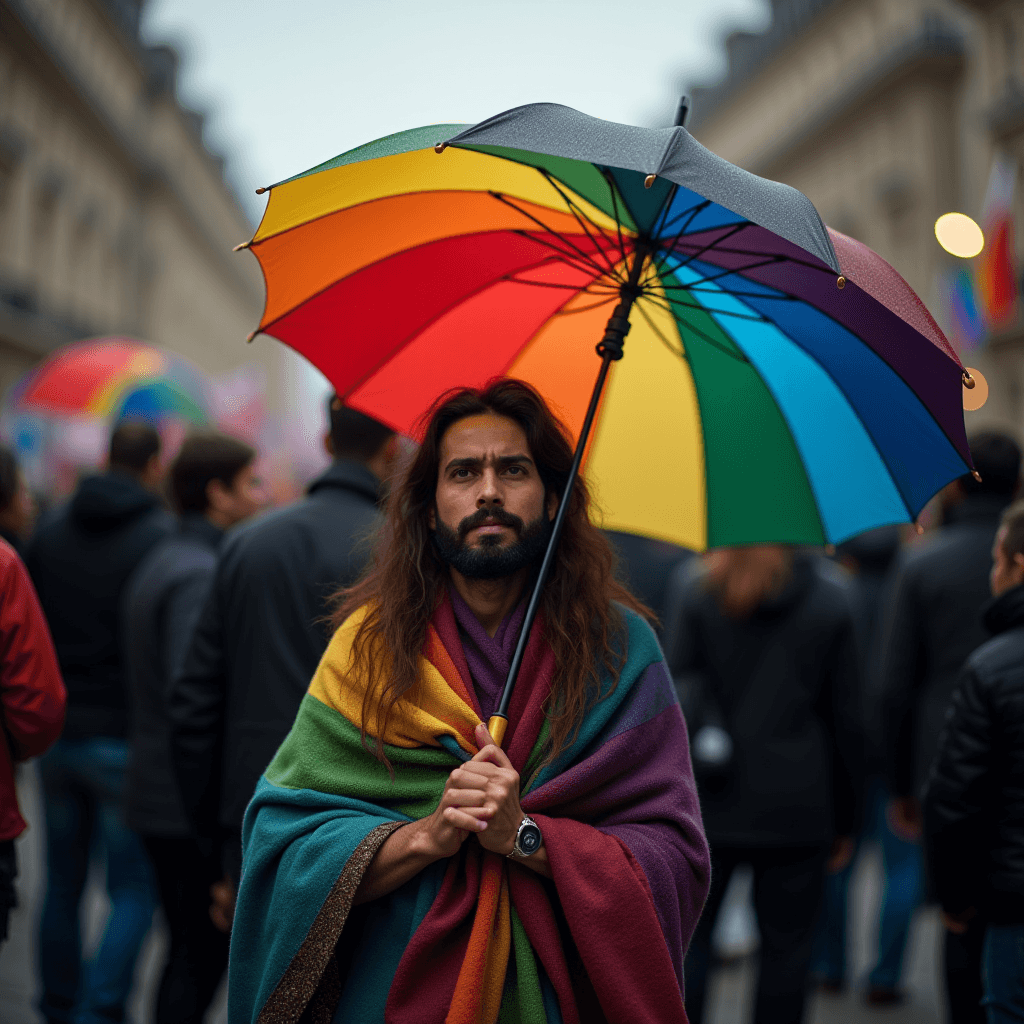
[{"xmin": 229, "ymin": 597, "xmax": 709, "ymax": 1024}]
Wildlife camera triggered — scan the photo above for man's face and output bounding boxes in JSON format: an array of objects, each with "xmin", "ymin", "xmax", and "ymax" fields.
[
  {"xmin": 430, "ymin": 413, "xmax": 555, "ymax": 580},
  {"xmin": 216, "ymin": 463, "xmax": 269, "ymax": 527},
  {"xmin": 990, "ymin": 525, "xmax": 1024, "ymax": 597}
]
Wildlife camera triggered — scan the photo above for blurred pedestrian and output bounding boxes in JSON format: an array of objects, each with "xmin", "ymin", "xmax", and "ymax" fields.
[
  {"xmin": 604, "ymin": 529, "xmax": 692, "ymax": 641},
  {"xmin": 0, "ymin": 445, "xmax": 36, "ymax": 558},
  {"xmin": 813, "ymin": 525, "xmax": 910, "ymax": 999},
  {"xmin": 0, "ymin": 539, "xmax": 65, "ymax": 945},
  {"xmin": 123, "ymin": 432, "xmax": 265, "ymax": 1024},
  {"xmin": 924, "ymin": 498, "xmax": 1024, "ymax": 1024},
  {"xmin": 27, "ymin": 420, "xmax": 173, "ymax": 1024},
  {"xmin": 664, "ymin": 544, "xmax": 863, "ymax": 1024},
  {"xmin": 170, "ymin": 399, "xmax": 397, "ymax": 905},
  {"xmin": 880, "ymin": 432, "xmax": 1021, "ymax": 1022}
]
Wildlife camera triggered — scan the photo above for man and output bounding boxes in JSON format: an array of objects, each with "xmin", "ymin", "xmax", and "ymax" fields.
[
  {"xmin": 924, "ymin": 499, "xmax": 1024, "ymax": 1024},
  {"xmin": 228, "ymin": 380, "xmax": 710, "ymax": 1023},
  {"xmin": 0, "ymin": 445, "xmax": 36, "ymax": 558},
  {"xmin": 881, "ymin": 432, "xmax": 1021, "ymax": 1020},
  {"xmin": 664, "ymin": 544, "xmax": 863, "ymax": 1024},
  {"xmin": 124, "ymin": 432, "xmax": 265, "ymax": 1024},
  {"xmin": 0, "ymin": 539, "xmax": 65, "ymax": 945},
  {"xmin": 28, "ymin": 420, "xmax": 172, "ymax": 1024},
  {"xmin": 170, "ymin": 399, "xmax": 397, "ymax": 893}
]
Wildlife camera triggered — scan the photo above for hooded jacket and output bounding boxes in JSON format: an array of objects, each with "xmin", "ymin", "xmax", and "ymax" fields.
[
  {"xmin": 27, "ymin": 471, "xmax": 173, "ymax": 739},
  {"xmin": 923, "ymin": 584, "xmax": 1024, "ymax": 924},
  {"xmin": 0, "ymin": 541, "xmax": 65, "ymax": 841}
]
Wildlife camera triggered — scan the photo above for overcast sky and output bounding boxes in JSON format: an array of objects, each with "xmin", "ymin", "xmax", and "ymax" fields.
[{"xmin": 140, "ymin": 0, "xmax": 770, "ymax": 223}]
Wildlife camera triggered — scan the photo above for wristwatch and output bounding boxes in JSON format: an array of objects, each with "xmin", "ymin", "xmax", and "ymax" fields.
[{"xmin": 509, "ymin": 815, "xmax": 542, "ymax": 858}]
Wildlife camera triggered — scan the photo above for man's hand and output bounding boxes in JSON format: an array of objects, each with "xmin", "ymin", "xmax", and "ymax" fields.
[
  {"xmin": 209, "ymin": 875, "xmax": 236, "ymax": 933},
  {"xmin": 887, "ymin": 796, "xmax": 922, "ymax": 841},
  {"xmin": 941, "ymin": 907, "xmax": 976, "ymax": 934},
  {"xmin": 827, "ymin": 836, "xmax": 855, "ymax": 874},
  {"xmin": 442, "ymin": 724, "xmax": 524, "ymax": 856}
]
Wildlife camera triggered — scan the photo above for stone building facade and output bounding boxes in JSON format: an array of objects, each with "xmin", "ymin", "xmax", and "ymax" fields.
[
  {"xmin": 687, "ymin": 0, "xmax": 1024, "ymax": 434},
  {"xmin": 0, "ymin": 0, "xmax": 290, "ymax": 418}
]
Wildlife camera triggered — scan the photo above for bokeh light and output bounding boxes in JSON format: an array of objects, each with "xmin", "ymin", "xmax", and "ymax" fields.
[
  {"xmin": 963, "ymin": 366, "xmax": 989, "ymax": 411},
  {"xmin": 935, "ymin": 213, "xmax": 985, "ymax": 258}
]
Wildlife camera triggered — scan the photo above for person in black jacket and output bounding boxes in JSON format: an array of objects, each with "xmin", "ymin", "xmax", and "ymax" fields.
[
  {"xmin": 880, "ymin": 432, "xmax": 1020, "ymax": 1022},
  {"xmin": 169, "ymin": 399, "xmax": 397, "ymax": 914},
  {"xmin": 0, "ymin": 444, "xmax": 35, "ymax": 558},
  {"xmin": 924, "ymin": 499, "xmax": 1024, "ymax": 1024},
  {"xmin": 124, "ymin": 432, "xmax": 265, "ymax": 1024},
  {"xmin": 28, "ymin": 420, "xmax": 173, "ymax": 1024},
  {"xmin": 664, "ymin": 545, "xmax": 863, "ymax": 1024}
]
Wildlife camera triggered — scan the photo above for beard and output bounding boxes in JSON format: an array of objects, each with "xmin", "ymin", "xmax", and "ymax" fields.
[{"xmin": 432, "ymin": 505, "xmax": 552, "ymax": 581}]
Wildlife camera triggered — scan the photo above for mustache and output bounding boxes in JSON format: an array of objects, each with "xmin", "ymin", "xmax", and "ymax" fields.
[{"xmin": 456, "ymin": 506, "xmax": 524, "ymax": 539}]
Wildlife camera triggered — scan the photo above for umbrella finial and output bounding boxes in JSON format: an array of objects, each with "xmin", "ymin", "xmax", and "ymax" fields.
[
  {"xmin": 972, "ymin": 470, "xmax": 983, "ymax": 482},
  {"xmin": 837, "ymin": 275, "xmax": 846, "ymax": 289},
  {"xmin": 644, "ymin": 174, "xmax": 656, "ymax": 189},
  {"xmin": 963, "ymin": 370, "xmax": 976, "ymax": 389},
  {"xmin": 434, "ymin": 142, "xmax": 448, "ymax": 154}
]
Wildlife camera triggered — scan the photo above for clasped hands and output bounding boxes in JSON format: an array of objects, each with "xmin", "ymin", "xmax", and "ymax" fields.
[{"xmin": 422, "ymin": 722, "xmax": 524, "ymax": 859}]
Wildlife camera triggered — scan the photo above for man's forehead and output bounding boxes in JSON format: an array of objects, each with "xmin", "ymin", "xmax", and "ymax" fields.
[{"xmin": 439, "ymin": 413, "xmax": 531, "ymax": 460}]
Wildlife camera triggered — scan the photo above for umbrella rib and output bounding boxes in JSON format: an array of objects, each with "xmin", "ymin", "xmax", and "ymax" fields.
[
  {"xmin": 657, "ymin": 221, "xmax": 748, "ymax": 276},
  {"xmin": 656, "ymin": 199, "xmax": 713, "ymax": 254},
  {"xmin": 491, "ymin": 193, "xmax": 612, "ymax": 279},
  {"xmin": 655, "ymin": 256, "xmax": 789, "ymax": 295},
  {"xmin": 633, "ymin": 299, "xmax": 685, "ymax": 359},
  {"xmin": 537, "ymin": 170, "xmax": 625, "ymax": 279},
  {"xmin": 508, "ymin": 231, "xmax": 614, "ymax": 283},
  {"xmin": 600, "ymin": 169, "xmax": 629, "ymax": 266}
]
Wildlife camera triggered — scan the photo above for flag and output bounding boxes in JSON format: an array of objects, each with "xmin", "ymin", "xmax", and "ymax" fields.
[{"xmin": 977, "ymin": 154, "xmax": 1019, "ymax": 331}]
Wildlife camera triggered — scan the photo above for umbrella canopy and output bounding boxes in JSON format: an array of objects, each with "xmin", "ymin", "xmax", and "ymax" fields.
[
  {"xmin": 15, "ymin": 337, "xmax": 210, "ymax": 424},
  {"xmin": 244, "ymin": 102, "xmax": 972, "ymax": 550}
]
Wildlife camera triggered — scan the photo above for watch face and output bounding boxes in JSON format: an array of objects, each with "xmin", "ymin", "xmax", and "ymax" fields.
[{"xmin": 518, "ymin": 823, "xmax": 542, "ymax": 855}]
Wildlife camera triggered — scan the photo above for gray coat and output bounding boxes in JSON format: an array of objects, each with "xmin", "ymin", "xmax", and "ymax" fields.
[{"xmin": 123, "ymin": 514, "xmax": 223, "ymax": 836}]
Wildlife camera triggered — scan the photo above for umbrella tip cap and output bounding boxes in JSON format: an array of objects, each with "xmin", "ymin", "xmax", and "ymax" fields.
[
  {"xmin": 963, "ymin": 370, "xmax": 976, "ymax": 389},
  {"xmin": 972, "ymin": 470, "xmax": 983, "ymax": 482},
  {"xmin": 245, "ymin": 330, "xmax": 257, "ymax": 344},
  {"xmin": 915, "ymin": 522, "xmax": 925, "ymax": 535},
  {"xmin": 434, "ymin": 142, "xmax": 448, "ymax": 154},
  {"xmin": 255, "ymin": 187, "xmax": 268, "ymax": 195},
  {"xmin": 837, "ymin": 275, "xmax": 846, "ymax": 289},
  {"xmin": 644, "ymin": 174, "xmax": 656, "ymax": 189}
]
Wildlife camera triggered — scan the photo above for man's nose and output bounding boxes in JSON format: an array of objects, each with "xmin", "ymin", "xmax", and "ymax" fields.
[{"xmin": 477, "ymin": 469, "xmax": 503, "ymax": 507}]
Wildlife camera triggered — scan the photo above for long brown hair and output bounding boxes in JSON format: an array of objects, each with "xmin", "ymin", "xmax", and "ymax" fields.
[{"xmin": 334, "ymin": 378, "xmax": 651, "ymax": 764}]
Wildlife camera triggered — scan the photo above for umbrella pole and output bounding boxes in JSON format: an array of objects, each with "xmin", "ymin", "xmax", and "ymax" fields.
[{"xmin": 487, "ymin": 247, "xmax": 650, "ymax": 746}]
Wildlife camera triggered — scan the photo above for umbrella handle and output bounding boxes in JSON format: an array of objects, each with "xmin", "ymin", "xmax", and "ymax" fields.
[{"xmin": 488, "ymin": 246, "xmax": 651, "ymax": 748}]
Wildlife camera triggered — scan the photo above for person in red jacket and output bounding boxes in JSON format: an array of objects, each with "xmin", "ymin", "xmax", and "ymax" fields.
[{"xmin": 0, "ymin": 537, "xmax": 65, "ymax": 943}]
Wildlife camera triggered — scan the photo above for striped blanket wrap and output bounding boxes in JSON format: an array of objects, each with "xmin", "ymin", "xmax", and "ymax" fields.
[{"xmin": 229, "ymin": 596, "xmax": 709, "ymax": 1024}]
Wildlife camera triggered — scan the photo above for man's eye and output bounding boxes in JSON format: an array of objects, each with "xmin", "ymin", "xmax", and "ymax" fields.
[{"xmin": 506, "ymin": 466, "xmax": 524, "ymax": 476}]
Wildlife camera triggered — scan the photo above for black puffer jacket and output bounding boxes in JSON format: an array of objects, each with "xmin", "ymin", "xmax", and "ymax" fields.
[{"xmin": 923, "ymin": 584, "xmax": 1024, "ymax": 925}]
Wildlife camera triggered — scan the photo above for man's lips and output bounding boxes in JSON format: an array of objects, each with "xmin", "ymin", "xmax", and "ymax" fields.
[{"xmin": 473, "ymin": 523, "xmax": 509, "ymax": 535}]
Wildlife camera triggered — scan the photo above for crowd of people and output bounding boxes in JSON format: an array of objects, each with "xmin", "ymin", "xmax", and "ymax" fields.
[{"xmin": 0, "ymin": 386, "xmax": 1021, "ymax": 1024}]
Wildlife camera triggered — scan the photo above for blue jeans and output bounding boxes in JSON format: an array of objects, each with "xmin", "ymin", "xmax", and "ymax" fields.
[
  {"xmin": 813, "ymin": 778, "xmax": 922, "ymax": 989},
  {"xmin": 983, "ymin": 924, "xmax": 1024, "ymax": 1024},
  {"xmin": 38, "ymin": 737, "xmax": 156, "ymax": 1024}
]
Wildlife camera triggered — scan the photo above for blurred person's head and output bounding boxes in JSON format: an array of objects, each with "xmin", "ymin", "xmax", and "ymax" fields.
[
  {"xmin": 946, "ymin": 432, "xmax": 1021, "ymax": 511},
  {"xmin": 325, "ymin": 396, "xmax": 397, "ymax": 481},
  {"xmin": 109, "ymin": 420, "xmax": 162, "ymax": 490},
  {"xmin": 991, "ymin": 500, "xmax": 1024, "ymax": 597},
  {"xmin": 0, "ymin": 445, "xmax": 35, "ymax": 541},
  {"xmin": 704, "ymin": 544, "xmax": 794, "ymax": 619},
  {"xmin": 169, "ymin": 432, "xmax": 265, "ymax": 529}
]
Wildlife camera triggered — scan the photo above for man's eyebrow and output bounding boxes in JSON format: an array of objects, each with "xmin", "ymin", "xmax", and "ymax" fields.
[{"xmin": 442, "ymin": 454, "xmax": 535, "ymax": 472}]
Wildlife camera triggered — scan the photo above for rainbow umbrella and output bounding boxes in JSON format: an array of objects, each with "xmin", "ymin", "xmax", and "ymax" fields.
[
  {"xmin": 15, "ymin": 337, "xmax": 210, "ymax": 424},
  {"xmin": 241, "ymin": 102, "xmax": 973, "ymax": 737}
]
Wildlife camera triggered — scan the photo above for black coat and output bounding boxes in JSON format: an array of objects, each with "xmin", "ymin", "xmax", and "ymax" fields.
[
  {"xmin": 123, "ymin": 515, "xmax": 223, "ymax": 836},
  {"xmin": 169, "ymin": 459, "xmax": 381, "ymax": 836},
  {"xmin": 663, "ymin": 554, "xmax": 863, "ymax": 847},
  {"xmin": 27, "ymin": 471, "xmax": 173, "ymax": 739},
  {"xmin": 923, "ymin": 584, "xmax": 1024, "ymax": 925},
  {"xmin": 880, "ymin": 495, "xmax": 1007, "ymax": 799}
]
